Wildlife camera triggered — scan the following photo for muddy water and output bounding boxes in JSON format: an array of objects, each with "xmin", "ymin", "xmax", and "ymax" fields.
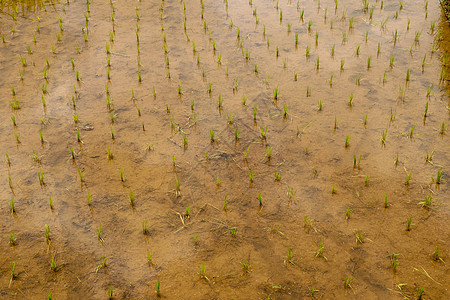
[{"xmin": 1, "ymin": 0, "xmax": 449, "ymax": 299}]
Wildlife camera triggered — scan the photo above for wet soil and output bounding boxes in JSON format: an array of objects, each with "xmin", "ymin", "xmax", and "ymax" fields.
[{"xmin": 0, "ymin": 0, "xmax": 449, "ymax": 299}]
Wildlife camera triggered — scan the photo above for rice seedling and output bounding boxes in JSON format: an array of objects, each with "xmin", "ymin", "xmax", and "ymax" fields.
[
  {"xmin": 306, "ymin": 87, "xmax": 311, "ymax": 97},
  {"xmin": 342, "ymin": 32, "xmax": 348, "ymax": 43},
  {"xmin": 343, "ymin": 276, "xmax": 353, "ymax": 289},
  {"xmin": 318, "ymin": 100, "xmax": 322, "ymax": 111},
  {"xmin": 285, "ymin": 248, "xmax": 294, "ymax": 265},
  {"xmin": 5, "ymin": 153, "xmax": 10, "ymax": 166},
  {"xmin": 44, "ymin": 224, "xmax": 50, "ymax": 241},
  {"xmin": 440, "ymin": 122, "xmax": 446, "ymax": 134},
  {"xmin": 331, "ymin": 184, "xmax": 336, "ymax": 194},
  {"xmin": 348, "ymin": 93, "xmax": 354, "ymax": 106},
  {"xmin": 76, "ymin": 128, "xmax": 82, "ymax": 143},
  {"xmin": 141, "ymin": 218, "xmax": 148, "ymax": 234},
  {"xmin": 432, "ymin": 245, "xmax": 445, "ymax": 263},
  {"xmin": 287, "ymin": 187, "xmax": 296, "ymax": 201},
  {"xmin": 390, "ymin": 253, "xmax": 399, "ymax": 271},
  {"xmin": 356, "ymin": 231, "xmax": 364, "ymax": 244},
  {"xmin": 9, "ymin": 260, "xmax": 16, "ymax": 287},
  {"xmin": 11, "ymin": 115, "xmax": 16, "ymax": 127},
  {"xmin": 274, "ymin": 170, "xmax": 282, "ymax": 181},
  {"xmin": 406, "ymin": 216, "xmax": 412, "ymax": 231},
  {"xmin": 77, "ymin": 167, "xmax": 85, "ymax": 182},
  {"xmin": 406, "ymin": 69, "xmax": 411, "ymax": 82},
  {"xmin": 257, "ymin": 192, "xmax": 263, "ymax": 206},
  {"xmin": 20, "ymin": 55, "xmax": 26, "ymax": 67},
  {"xmin": 266, "ymin": 147, "xmax": 272, "ymax": 159},
  {"xmin": 198, "ymin": 264, "xmax": 209, "ymax": 280},
  {"xmin": 13, "ymin": 131, "xmax": 20, "ymax": 144},
  {"xmin": 425, "ymin": 148, "xmax": 435, "ymax": 163},
  {"xmin": 409, "ymin": 125, "xmax": 416, "ymax": 139},
  {"xmin": 107, "ymin": 147, "xmax": 113, "ymax": 160},
  {"xmin": 434, "ymin": 169, "xmax": 443, "ymax": 184},
  {"xmin": 315, "ymin": 242, "xmax": 328, "ymax": 261},
  {"xmin": 38, "ymin": 171, "xmax": 45, "ymax": 185},
  {"xmin": 340, "ymin": 59, "xmax": 345, "ymax": 70},
  {"xmin": 345, "ymin": 207, "xmax": 352, "ymax": 220},
  {"xmin": 9, "ymin": 232, "xmax": 16, "ymax": 245},
  {"xmin": 49, "ymin": 194, "xmax": 54, "ymax": 210},
  {"xmin": 107, "ymin": 285, "xmax": 113, "ymax": 299},
  {"xmin": 367, "ymin": 56, "xmax": 372, "ymax": 69},
  {"xmin": 9, "ymin": 197, "xmax": 15, "ymax": 214},
  {"xmin": 334, "ymin": 116, "xmax": 338, "ymax": 130},
  {"xmin": 418, "ymin": 195, "xmax": 432, "ymax": 209},
  {"xmin": 381, "ymin": 129, "xmax": 387, "ymax": 144},
  {"xmin": 10, "ymin": 99, "xmax": 20, "ymax": 110},
  {"xmin": 306, "ymin": 45, "xmax": 310, "ymax": 57},
  {"xmin": 129, "ymin": 189, "xmax": 135, "ymax": 206},
  {"xmin": 155, "ymin": 280, "xmax": 161, "ymax": 297},
  {"xmin": 345, "ymin": 136, "xmax": 351, "ymax": 148}
]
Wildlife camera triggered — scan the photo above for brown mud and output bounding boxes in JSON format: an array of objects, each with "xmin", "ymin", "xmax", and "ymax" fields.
[{"xmin": 0, "ymin": 0, "xmax": 449, "ymax": 299}]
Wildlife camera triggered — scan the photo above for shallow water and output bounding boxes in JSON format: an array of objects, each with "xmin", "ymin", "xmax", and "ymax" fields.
[{"xmin": 0, "ymin": 0, "xmax": 449, "ymax": 299}]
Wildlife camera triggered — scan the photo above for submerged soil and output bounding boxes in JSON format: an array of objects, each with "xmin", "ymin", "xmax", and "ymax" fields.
[{"xmin": 1, "ymin": 0, "xmax": 449, "ymax": 299}]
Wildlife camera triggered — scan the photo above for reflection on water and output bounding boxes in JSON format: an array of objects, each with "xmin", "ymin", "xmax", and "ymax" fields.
[{"xmin": 0, "ymin": 0, "xmax": 58, "ymax": 15}]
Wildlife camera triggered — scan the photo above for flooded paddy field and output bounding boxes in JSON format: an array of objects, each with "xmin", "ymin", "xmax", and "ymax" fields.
[{"xmin": 0, "ymin": 0, "xmax": 449, "ymax": 298}]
